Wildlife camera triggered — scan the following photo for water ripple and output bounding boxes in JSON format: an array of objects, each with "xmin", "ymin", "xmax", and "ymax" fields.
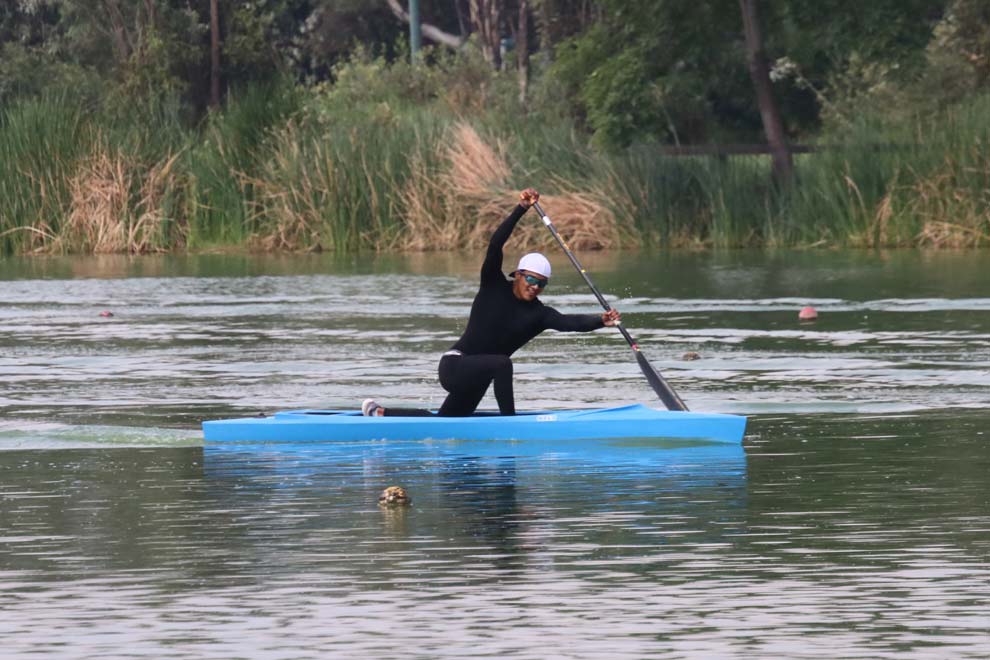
[{"xmin": 1, "ymin": 253, "xmax": 989, "ymax": 658}]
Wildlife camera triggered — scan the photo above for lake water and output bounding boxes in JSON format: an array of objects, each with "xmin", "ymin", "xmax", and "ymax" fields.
[{"xmin": 1, "ymin": 250, "xmax": 988, "ymax": 658}]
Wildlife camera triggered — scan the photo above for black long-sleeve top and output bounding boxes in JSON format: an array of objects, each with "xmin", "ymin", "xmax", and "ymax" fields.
[{"xmin": 450, "ymin": 205, "xmax": 604, "ymax": 357}]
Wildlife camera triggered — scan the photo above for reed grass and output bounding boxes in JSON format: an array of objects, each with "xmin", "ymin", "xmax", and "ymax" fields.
[
  {"xmin": 184, "ymin": 80, "xmax": 303, "ymax": 248},
  {"xmin": 243, "ymin": 107, "xmax": 441, "ymax": 251},
  {"xmin": 52, "ymin": 145, "xmax": 182, "ymax": 254},
  {"xmin": 779, "ymin": 98, "xmax": 990, "ymax": 248},
  {"xmin": 2, "ymin": 65, "xmax": 988, "ymax": 255},
  {"xmin": 0, "ymin": 94, "xmax": 87, "ymax": 253}
]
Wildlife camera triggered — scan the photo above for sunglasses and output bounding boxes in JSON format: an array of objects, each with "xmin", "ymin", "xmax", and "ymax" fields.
[{"xmin": 522, "ymin": 274, "xmax": 548, "ymax": 288}]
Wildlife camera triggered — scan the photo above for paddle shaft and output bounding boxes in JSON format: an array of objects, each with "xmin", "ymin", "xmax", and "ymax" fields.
[{"xmin": 532, "ymin": 201, "xmax": 689, "ymax": 411}]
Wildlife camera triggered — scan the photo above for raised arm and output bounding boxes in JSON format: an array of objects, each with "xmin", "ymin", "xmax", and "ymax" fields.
[{"xmin": 480, "ymin": 189, "xmax": 540, "ymax": 285}]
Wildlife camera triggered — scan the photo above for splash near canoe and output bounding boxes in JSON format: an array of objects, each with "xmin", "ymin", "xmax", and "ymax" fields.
[{"xmin": 202, "ymin": 404, "xmax": 746, "ymax": 445}]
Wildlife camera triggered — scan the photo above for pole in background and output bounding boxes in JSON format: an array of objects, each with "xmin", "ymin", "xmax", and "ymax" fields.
[{"xmin": 409, "ymin": 0, "xmax": 422, "ymax": 62}]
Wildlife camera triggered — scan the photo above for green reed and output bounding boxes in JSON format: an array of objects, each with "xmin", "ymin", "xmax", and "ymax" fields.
[
  {"xmin": 184, "ymin": 80, "xmax": 302, "ymax": 248},
  {"xmin": 610, "ymin": 93, "xmax": 990, "ymax": 248},
  {"xmin": 0, "ymin": 94, "xmax": 89, "ymax": 253},
  {"xmin": 1, "ymin": 68, "xmax": 988, "ymax": 255}
]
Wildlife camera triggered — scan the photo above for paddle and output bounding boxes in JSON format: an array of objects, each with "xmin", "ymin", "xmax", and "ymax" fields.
[{"xmin": 532, "ymin": 201, "xmax": 689, "ymax": 412}]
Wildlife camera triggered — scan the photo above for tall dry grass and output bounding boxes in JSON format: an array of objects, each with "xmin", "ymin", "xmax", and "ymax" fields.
[
  {"xmin": 242, "ymin": 118, "xmax": 627, "ymax": 253},
  {"xmin": 844, "ymin": 144, "xmax": 990, "ymax": 248},
  {"xmin": 52, "ymin": 147, "xmax": 181, "ymax": 253},
  {"xmin": 398, "ymin": 122, "xmax": 624, "ymax": 251},
  {"xmin": 909, "ymin": 148, "xmax": 990, "ymax": 248}
]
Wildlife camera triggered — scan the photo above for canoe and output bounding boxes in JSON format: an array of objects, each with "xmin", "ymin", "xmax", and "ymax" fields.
[{"xmin": 202, "ymin": 404, "xmax": 747, "ymax": 445}]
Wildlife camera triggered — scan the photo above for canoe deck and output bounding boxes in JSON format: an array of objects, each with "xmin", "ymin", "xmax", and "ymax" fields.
[{"xmin": 202, "ymin": 404, "xmax": 747, "ymax": 445}]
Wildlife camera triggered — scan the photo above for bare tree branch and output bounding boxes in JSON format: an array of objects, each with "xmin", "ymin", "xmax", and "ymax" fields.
[{"xmin": 385, "ymin": 0, "xmax": 467, "ymax": 50}]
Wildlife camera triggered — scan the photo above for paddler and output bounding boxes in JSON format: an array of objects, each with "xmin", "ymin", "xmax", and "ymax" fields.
[{"xmin": 362, "ymin": 188, "xmax": 621, "ymax": 417}]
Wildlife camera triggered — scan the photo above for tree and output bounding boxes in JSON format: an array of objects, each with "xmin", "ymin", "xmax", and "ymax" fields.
[
  {"xmin": 469, "ymin": 0, "xmax": 501, "ymax": 68},
  {"xmin": 532, "ymin": 0, "xmax": 601, "ymax": 51},
  {"xmin": 210, "ymin": 0, "xmax": 221, "ymax": 108},
  {"xmin": 549, "ymin": 0, "xmax": 952, "ymax": 148},
  {"xmin": 551, "ymin": 0, "xmax": 751, "ymax": 147},
  {"xmin": 515, "ymin": 0, "xmax": 529, "ymax": 101},
  {"xmin": 739, "ymin": 0, "xmax": 791, "ymax": 182}
]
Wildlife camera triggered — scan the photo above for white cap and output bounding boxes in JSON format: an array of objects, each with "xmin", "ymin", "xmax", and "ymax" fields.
[{"xmin": 514, "ymin": 253, "xmax": 551, "ymax": 279}]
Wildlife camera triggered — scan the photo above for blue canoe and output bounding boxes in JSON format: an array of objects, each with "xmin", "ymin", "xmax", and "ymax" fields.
[{"xmin": 202, "ymin": 404, "xmax": 746, "ymax": 445}]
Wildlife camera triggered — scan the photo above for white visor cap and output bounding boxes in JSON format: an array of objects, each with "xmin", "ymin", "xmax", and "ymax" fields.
[{"xmin": 515, "ymin": 253, "xmax": 551, "ymax": 279}]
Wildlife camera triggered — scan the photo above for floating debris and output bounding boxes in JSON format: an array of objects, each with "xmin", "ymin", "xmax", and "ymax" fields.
[
  {"xmin": 681, "ymin": 351, "xmax": 701, "ymax": 361},
  {"xmin": 378, "ymin": 486, "xmax": 411, "ymax": 507}
]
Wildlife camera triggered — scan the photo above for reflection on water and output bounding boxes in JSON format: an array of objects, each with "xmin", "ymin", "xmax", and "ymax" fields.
[
  {"xmin": 1, "ymin": 251, "xmax": 989, "ymax": 658},
  {"xmin": 0, "ymin": 411, "xmax": 987, "ymax": 658}
]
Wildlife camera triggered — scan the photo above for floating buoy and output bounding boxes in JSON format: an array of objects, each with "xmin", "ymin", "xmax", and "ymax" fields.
[
  {"xmin": 378, "ymin": 486, "xmax": 411, "ymax": 507},
  {"xmin": 681, "ymin": 351, "xmax": 701, "ymax": 361},
  {"xmin": 99, "ymin": 311, "xmax": 114, "ymax": 318},
  {"xmin": 798, "ymin": 306, "xmax": 818, "ymax": 321}
]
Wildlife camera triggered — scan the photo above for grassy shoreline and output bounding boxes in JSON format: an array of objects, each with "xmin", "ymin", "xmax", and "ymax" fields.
[{"xmin": 2, "ymin": 70, "xmax": 988, "ymax": 256}]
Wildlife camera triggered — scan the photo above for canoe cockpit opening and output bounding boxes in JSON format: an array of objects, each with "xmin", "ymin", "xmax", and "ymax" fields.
[
  {"xmin": 297, "ymin": 410, "xmax": 547, "ymax": 417},
  {"xmin": 301, "ymin": 411, "xmax": 363, "ymax": 416}
]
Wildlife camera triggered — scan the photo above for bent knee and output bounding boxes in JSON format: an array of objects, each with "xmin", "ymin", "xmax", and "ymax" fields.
[{"xmin": 492, "ymin": 355, "xmax": 513, "ymax": 374}]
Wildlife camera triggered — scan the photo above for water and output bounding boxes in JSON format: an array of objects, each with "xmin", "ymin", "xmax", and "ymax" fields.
[{"xmin": 1, "ymin": 251, "xmax": 988, "ymax": 658}]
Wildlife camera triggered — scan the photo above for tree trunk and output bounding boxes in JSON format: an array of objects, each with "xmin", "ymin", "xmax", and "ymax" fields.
[
  {"xmin": 739, "ymin": 0, "xmax": 792, "ymax": 183},
  {"xmin": 210, "ymin": 0, "xmax": 221, "ymax": 109},
  {"xmin": 454, "ymin": 0, "xmax": 469, "ymax": 38},
  {"xmin": 470, "ymin": 0, "xmax": 502, "ymax": 69},
  {"xmin": 516, "ymin": 0, "xmax": 529, "ymax": 103}
]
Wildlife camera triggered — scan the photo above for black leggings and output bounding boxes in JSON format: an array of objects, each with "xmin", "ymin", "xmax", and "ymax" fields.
[{"xmin": 382, "ymin": 353, "xmax": 515, "ymax": 417}]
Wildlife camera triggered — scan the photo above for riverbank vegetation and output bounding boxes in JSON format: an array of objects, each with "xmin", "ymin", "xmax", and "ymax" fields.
[{"xmin": 1, "ymin": 1, "xmax": 988, "ymax": 255}]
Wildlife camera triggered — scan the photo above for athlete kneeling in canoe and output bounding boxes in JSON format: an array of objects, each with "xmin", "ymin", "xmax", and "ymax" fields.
[{"xmin": 362, "ymin": 188, "xmax": 620, "ymax": 417}]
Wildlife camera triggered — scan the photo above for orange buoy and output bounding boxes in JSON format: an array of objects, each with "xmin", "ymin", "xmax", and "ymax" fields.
[{"xmin": 798, "ymin": 306, "xmax": 818, "ymax": 321}]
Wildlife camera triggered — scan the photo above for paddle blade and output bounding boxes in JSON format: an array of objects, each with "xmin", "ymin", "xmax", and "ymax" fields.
[{"xmin": 634, "ymin": 349, "xmax": 689, "ymax": 411}]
